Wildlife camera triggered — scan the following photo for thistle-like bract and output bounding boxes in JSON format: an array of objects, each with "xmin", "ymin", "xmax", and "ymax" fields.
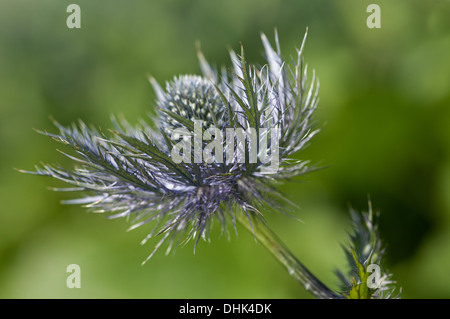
[
  {"xmin": 26, "ymin": 30, "xmax": 319, "ymax": 263},
  {"xmin": 337, "ymin": 201, "xmax": 400, "ymax": 299}
]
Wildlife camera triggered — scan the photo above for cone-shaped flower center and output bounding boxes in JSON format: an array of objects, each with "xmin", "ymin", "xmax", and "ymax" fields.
[{"xmin": 158, "ymin": 75, "xmax": 227, "ymax": 134}]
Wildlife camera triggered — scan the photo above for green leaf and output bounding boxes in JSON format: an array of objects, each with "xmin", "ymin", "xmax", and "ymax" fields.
[{"xmin": 346, "ymin": 250, "xmax": 372, "ymax": 299}]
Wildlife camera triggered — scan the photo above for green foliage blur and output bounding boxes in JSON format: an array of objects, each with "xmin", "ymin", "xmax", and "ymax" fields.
[{"xmin": 1, "ymin": 0, "xmax": 450, "ymax": 299}]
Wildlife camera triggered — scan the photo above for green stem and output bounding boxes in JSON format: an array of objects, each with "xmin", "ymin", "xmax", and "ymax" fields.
[{"xmin": 237, "ymin": 212, "xmax": 342, "ymax": 299}]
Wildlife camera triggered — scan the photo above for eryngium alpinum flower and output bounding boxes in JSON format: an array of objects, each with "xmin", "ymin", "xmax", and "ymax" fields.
[
  {"xmin": 337, "ymin": 201, "xmax": 400, "ymax": 298},
  {"xmin": 27, "ymin": 31, "xmax": 319, "ymax": 263}
]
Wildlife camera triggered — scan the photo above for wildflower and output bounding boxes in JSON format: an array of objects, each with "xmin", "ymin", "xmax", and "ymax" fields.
[{"xmin": 25, "ymin": 30, "xmax": 319, "ymax": 263}]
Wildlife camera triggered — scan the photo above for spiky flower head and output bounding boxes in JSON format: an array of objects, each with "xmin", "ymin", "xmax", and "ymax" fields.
[
  {"xmin": 337, "ymin": 201, "xmax": 401, "ymax": 299},
  {"xmin": 25, "ymin": 30, "xmax": 319, "ymax": 263}
]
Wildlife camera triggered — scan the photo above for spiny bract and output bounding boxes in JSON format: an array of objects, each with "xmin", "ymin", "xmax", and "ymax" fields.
[{"xmin": 337, "ymin": 202, "xmax": 400, "ymax": 299}]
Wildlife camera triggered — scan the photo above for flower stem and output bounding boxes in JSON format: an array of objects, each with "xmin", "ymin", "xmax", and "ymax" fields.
[{"xmin": 237, "ymin": 212, "xmax": 342, "ymax": 299}]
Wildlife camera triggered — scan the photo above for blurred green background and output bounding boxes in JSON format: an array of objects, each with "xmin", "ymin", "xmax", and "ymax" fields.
[{"xmin": 1, "ymin": 0, "xmax": 450, "ymax": 299}]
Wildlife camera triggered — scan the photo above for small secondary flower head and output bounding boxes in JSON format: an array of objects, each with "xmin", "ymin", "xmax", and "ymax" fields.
[
  {"xmin": 336, "ymin": 201, "xmax": 401, "ymax": 299},
  {"xmin": 25, "ymin": 30, "xmax": 320, "ymax": 263}
]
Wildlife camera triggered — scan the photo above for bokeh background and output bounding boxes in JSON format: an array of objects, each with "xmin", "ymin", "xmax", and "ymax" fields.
[{"xmin": 1, "ymin": 0, "xmax": 450, "ymax": 299}]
